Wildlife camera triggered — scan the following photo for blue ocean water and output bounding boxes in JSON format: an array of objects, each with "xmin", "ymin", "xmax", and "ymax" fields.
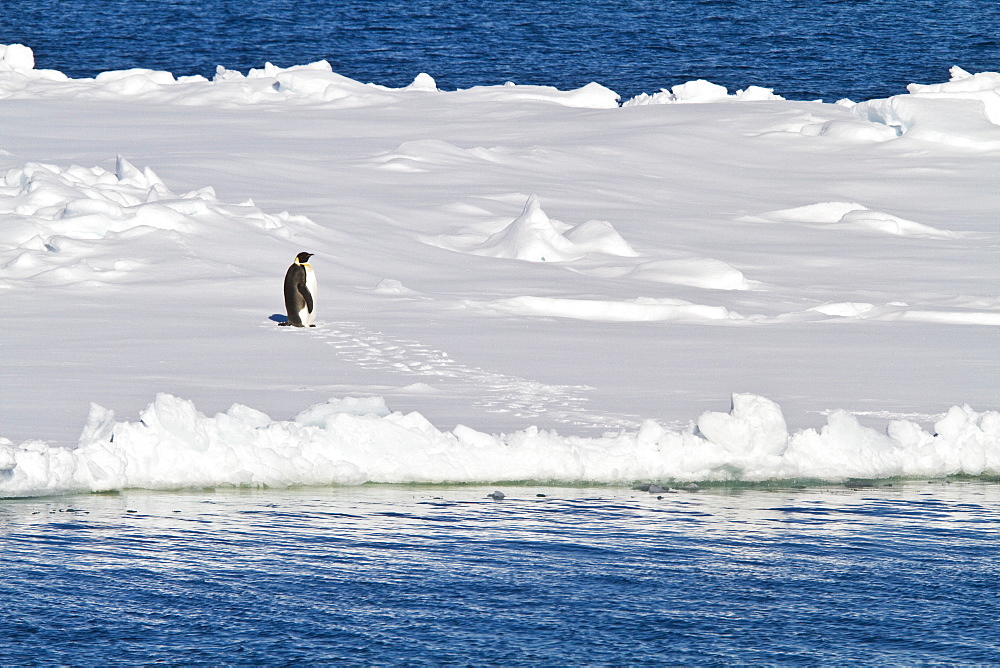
[
  {"xmin": 2, "ymin": 0, "xmax": 998, "ymax": 101},
  {"xmin": 2, "ymin": 484, "xmax": 999, "ymax": 664}
]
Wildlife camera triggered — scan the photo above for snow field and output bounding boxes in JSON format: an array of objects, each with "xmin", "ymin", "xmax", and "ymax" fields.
[{"xmin": 0, "ymin": 44, "xmax": 997, "ymax": 495}]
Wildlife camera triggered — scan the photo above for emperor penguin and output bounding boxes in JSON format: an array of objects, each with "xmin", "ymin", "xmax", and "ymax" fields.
[{"xmin": 281, "ymin": 252, "xmax": 317, "ymax": 327}]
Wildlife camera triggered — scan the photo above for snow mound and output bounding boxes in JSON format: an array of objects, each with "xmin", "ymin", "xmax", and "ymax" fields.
[
  {"xmin": 624, "ymin": 80, "xmax": 784, "ymax": 106},
  {"xmin": 905, "ymin": 66, "xmax": 1000, "ymax": 124},
  {"xmin": 453, "ymin": 195, "xmax": 638, "ymax": 262},
  {"xmin": 630, "ymin": 258, "xmax": 757, "ymax": 291},
  {"xmin": 482, "ymin": 295, "xmax": 739, "ymax": 323},
  {"xmin": 0, "ymin": 44, "xmax": 618, "ymax": 109},
  {"xmin": 740, "ymin": 201, "xmax": 959, "ymax": 239},
  {"xmin": 798, "ymin": 118, "xmax": 902, "ymax": 142},
  {"xmin": 809, "ymin": 302, "xmax": 877, "ymax": 318},
  {"xmin": 792, "ymin": 302, "xmax": 1000, "ymax": 326},
  {"xmin": 0, "ymin": 157, "xmax": 301, "ymax": 286},
  {"xmin": 456, "ymin": 81, "xmax": 620, "ymax": 108},
  {"xmin": 0, "ymin": 43, "xmax": 35, "ymax": 73},
  {"xmin": 0, "ymin": 392, "xmax": 996, "ymax": 497},
  {"xmin": 853, "ymin": 67, "xmax": 1000, "ymax": 149},
  {"xmin": 370, "ymin": 139, "xmax": 506, "ymax": 172},
  {"xmin": 894, "ymin": 310, "xmax": 1000, "ymax": 327}
]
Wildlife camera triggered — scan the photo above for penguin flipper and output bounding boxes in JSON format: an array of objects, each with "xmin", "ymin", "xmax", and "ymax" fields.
[{"xmin": 298, "ymin": 283, "xmax": 314, "ymax": 313}]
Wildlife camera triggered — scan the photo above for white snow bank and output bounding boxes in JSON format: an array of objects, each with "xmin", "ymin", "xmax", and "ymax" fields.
[
  {"xmin": 0, "ymin": 44, "xmax": 617, "ymax": 109},
  {"xmin": 906, "ymin": 66, "xmax": 1000, "ymax": 124},
  {"xmin": 434, "ymin": 195, "xmax": 638, "ymax": 262},
  {"xmin": 739, "ymin": 201, "xmax": 960, "ymax": 239},
  {"xmin": 757, "ymin": 112, "xmax": 902, "ymax": 142},
  {"xmin": 0, "ymin": 157, "xmax": 302, "ymax": 286},
  {"xmin": 853, "ymin": 66, "xmax": 1000, "ymax": 149},
  {"xmin": 620, "ymin": 66, "xmax": 1000, "ymax": 149},
  {"xmin": 0, "ymin": 392, "xmax": 996, "ymax": 497},
  {"xmin": 624, "ymin": 80, "xmax": 784, "ymax": 106},
  {"xmin": 455, "ymin": 81, "xmax": 620, "ymax": 108}
]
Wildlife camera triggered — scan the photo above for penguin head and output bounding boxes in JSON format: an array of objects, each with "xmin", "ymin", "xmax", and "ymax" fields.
[{"xmin": 294, "ymin": 252, "xmax": 314, "ymax": 264}]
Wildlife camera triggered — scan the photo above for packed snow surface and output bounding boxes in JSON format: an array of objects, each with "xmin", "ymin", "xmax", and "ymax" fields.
[{"xmin": 0, "ymin": 46, "xmax": 997, "ymax": 496}]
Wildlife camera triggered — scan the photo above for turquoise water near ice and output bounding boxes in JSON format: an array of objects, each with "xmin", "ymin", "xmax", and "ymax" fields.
[
  {"xmin": 2, "ymin": 0, "xmax": 998, "ymax": 101},
  {"xmin": 2, "ymin": 483, "xmax": 999, "ymax": 664}
]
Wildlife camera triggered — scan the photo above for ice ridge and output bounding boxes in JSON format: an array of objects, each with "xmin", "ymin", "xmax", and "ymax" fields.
[{"xmin": 0, "ymin": 393, "xmax": 996, "ymax": 498}]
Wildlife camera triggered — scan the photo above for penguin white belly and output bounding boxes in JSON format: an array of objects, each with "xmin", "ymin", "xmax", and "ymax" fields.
[{"xmin": 302, "ymin": 264, "xmax": 318, "ymax": 326}]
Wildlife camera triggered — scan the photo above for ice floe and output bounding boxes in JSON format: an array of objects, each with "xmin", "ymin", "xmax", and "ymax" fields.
[{"xmin": 0, "ymin": 44, "xmax": 995, "ymax": 475}]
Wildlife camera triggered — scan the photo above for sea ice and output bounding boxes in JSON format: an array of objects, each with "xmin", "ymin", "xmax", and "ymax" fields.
[{"xmin": 0, "ymin": 44, "xmax": 995, "ymax": 486}]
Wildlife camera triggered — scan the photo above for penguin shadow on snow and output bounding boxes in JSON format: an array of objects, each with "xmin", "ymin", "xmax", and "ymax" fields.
[{"xmin": 269, "ymin": 313, "xmax": 321, "ymax": 327}]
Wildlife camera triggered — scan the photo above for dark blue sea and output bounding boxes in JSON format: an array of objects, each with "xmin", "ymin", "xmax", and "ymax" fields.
[
  {"xmin": 3, "ymin": 483, "xmax": 1000, "ymax": 665},
  {"xmin": 2, "ymin": 0, "xmax": 999, "ymax": 101}
]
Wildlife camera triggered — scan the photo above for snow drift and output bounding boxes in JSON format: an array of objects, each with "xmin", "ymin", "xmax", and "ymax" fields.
[
  {"xmin": 0, "ymin": 157, "xmax": 306, "ymax": 286},
  {"xmin": 444, "ymin": 195, "xmax": 638, "ymax": 262},
  {"xmin": 852, "ymin": 66, "xmax": 1000, "ymax": 149},
  {"xmin": 0, "ymin": 393, "xmax": 997, "ymax": 497}
]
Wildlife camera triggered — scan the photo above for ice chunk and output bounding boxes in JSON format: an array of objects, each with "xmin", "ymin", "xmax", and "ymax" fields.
[
  {"xmin": 295, "ymin": 397, "xmax": 392, "ymax": 426},
  {"xmin": 0, "ymin": 44, "xmax": 34, "ymax": 73},
  {"xmin": 697, "ymin": 394, "xmax": 789, "ymax": 457},
  {"xmin": 624, "ymin": 80, "xmax": 784, "ymax": 106}
]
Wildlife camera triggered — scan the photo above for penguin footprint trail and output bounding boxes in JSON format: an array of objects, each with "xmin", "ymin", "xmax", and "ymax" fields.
[
  {"xmin": 272, "ymin": 252, "xmax": 631, "ymax": 427},
  {"xmin": 312, "ymin": 321, "xmax": 638, "ymax": 431}
]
